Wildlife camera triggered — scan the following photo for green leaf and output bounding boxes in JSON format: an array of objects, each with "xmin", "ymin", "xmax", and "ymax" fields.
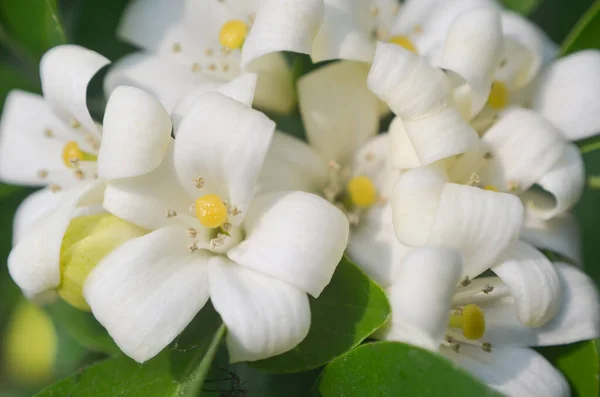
[
  {"xmin": 35, "ymin": 304, "xmax": 225, "ymax": 397},
  {"xmin": 502, "ymin": 0, "xmax": 544, "ymax": 15},
  {"xmin": 560, "ymin": 0, "xmax": 600, "ymax": 56},
  {"xmin": 313, "ymin": 341, "xmax": 503, "ymax": 397},
  {"xmin": 0, "ymin": 62, "xmax": 39, "ymax": 109},
  {"xmin": 538, "ymin": 341, "xmax": 600, "ymax": 397},
  {"xmin": 252, "ymin": 257, "xmax": 391, "ymax": 373},
  {"xmin": 44, "ymin": 300, "xmax": 120, "ymax": 356}
]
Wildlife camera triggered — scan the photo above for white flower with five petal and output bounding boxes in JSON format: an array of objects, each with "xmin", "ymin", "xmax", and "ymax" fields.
[
  {"xmin": 105, "ymin": 0, "xmax": 324, "ymax": 113},
  {"xmin": 377, "ymin": 245, "xmax": 600, "ymax": 397},
  {"xmin": 83, "ymin": 86, "xmax": 349, "ymax": 363}
]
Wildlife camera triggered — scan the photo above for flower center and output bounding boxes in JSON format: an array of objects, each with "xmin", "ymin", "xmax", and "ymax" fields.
[
  {"xmin": 487, "ymin": 81, "xmax": 509, "ymax": 110},
  {"xmin": 389, "ymin": 36, "xmax": 418, "ymax": 54},
  {"xmin": 194, "ymin": 194, "xmax": 228, "ymax": 228},
  {"xmin": 448, "ymin": 304, "xmax": 486, "ymax": 340},
  {"xmin": 483, "ymin": 185, "xmax": 499, "ymax": 192},
  {"xmin": 219, "ymin": 20, "xmax": 249, "ymax": 50},
  {"xmin": 61, "ymin": 141, "xmax": 96, "ymax": 168},
  {"xmin": 346, "ymin": 176, "xmax": 378, "ymax": 208}
]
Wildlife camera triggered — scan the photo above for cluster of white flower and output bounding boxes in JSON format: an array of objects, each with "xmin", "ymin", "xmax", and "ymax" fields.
[{"xmin": 1, "ymin": 0, "xmax": 600, "ymax": 396}]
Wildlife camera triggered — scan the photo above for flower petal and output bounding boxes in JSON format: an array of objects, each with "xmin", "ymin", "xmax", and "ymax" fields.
[
  {"xmin": 483, "ymin": 262, "xmax": 600, "ymax": 347},
  {"xmin": 298, "ymin": 61, "xmax": 379, "ymax": 165},
  {"xmin": 439, "ymin": 8, "xmax": 503, "ymax": 118},
  {"xmin": 392, "ymin": 166, "xmax": 524, "ymax": 277},
  {"xmin": 8, "ymin": 181, "xmax": 104, "ymax": 300},
  {"xmin": 227, "ymin": 191, "xmax": 349, "ymax": 297},
  {"xmin": 104, "ymin": 52, "xmax": 221, "ymax": 113},
  {"xmin": 532, "ymin": 50, "xmax": 600, "ymax": 141},
  {"xmin": 492, "ymin": 241, "xmax": 561, "ymax": 327},
  {"xmin": 368, "ymin": 43, "xmax": 478, "ymax": 166},
  {"xmin": 174, "ymin": 92, "xmax": 275, "ymax": 225},
  {"xmin": 208, "ymin": 256, "xmax": 310, "ymax": 362},
  {"xmin": 350, "ymin": 132, "xmax": 399, "ymax": 196},
  {"xmin": 257, "ymin": 131, "xmax": 328, "ymax": 194},
  {"xmin": 521, "ymin": 144, "xmax": 585, "ymax": 220},
  {"xmin": 443, "ymin": 346, "xmax": 569, "ymax": 397},
  {"xmin": 98, "ymin": 86, "xmax": 172, "ymax": 180},
  {"xmin": 377, "ymin": 247, "xmax": 462, "ymax": 351},
  {"xmin": 482, "ymin": 108, "xmax": 565, "ymax": 192},
  {"xmin": 520, "ymin": 213, "xmax": 581, "ymax": 265},
  {"xmin": 390, "ymin": 0, "xmax": 445, "ymax": 35},
  {"xmin": 387, "ymin": 117, "xmax": 422, "ymax": 169},
  {"xmin": 347, "ymin": 204, "xmax": 412, "ymax": 288},
  {"xmin": 311, "ymin": 0, "xmax": 375, "ymax": 63},
  {"xmin": 240, "ymin": 0, "xmax": 324, "ymax": 68},
  {"xmin": 84, "ymin": 226, "xmax": 210, "ymax": 363},
  {"xmin": 40, "ymin": 45, "xmax": 109, "ymax": 137},
  {"xmin": 247, "ymin": 52, "xmax": 296, "ymax": 114}
]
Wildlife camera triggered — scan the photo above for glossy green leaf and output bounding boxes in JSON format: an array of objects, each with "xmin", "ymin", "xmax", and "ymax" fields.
[
  {"xmin": 0, "ymin": 61, "xmax": 39, "ymax": 109},
  {"xmin": 560, "ymin": 0, "xmax": 600, "ymax": 55},
  {"xmin": 35, "ymin": 304, "xmax": 225, "ymax": 397},
  {"xmin": 538, "ymin": 341, "xmax": 599, "ymax": 397},
  {"xmin": 314, "ymin": 342, "xmax": 503, "ymax": 397},
  {"xmin": 252, "ymin": 257, "xmax": 391, "ymax": 373},
  {"xmin": 502, "ymin": 0, "xmax": 544, "ymax": 15}
]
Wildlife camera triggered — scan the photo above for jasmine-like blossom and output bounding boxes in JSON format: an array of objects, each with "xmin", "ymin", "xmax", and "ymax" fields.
[
  {"xmin": 81, "ymin": 84, "xmax": 349, "ymax": 363},
  {"xmin": 377, "ymin": 246, "xmax": 600, "ymax": 397},
  {"xmin": 104, "ymin": 0, "xmax": 324, "ymax": 113}
]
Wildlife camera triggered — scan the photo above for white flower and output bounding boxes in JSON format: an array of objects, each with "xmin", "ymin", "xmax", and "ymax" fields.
[
  {"xmin": 104, "ymin": 0, "xmax": 324, "ymax": 113},
  {"xmin": 0, "ymin": 45, "xmax": 109, "ymax": 241},
  {"xmin": 378, "ymin": 246, "xmax": 600, "ymax": 397},
  {"xmin": 83, "ymin": 86, "xmax": 349, "ymax": 363}
]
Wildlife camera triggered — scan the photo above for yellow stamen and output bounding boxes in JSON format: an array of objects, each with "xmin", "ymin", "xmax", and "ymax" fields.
[
  {"xmin": 219, "ymin": 20, "xmax": 249, "ymax": 50},
  {"xmin": 347, "ymin": 176, "xmax": 378, "ymax": 208},
  {"xmin": 487, "ymin": 81, "xmax": 509, "ymax": 110},
  {"xmin": 449, "ymin": 304, "xmax": 486, "ymax": 340},
  {"xmin": 61, "ymin": 141, "xmax": 97, "ymax": 168},
  {"xmin": 389, "ymin": 36, "xmax": 417, "ymax": 54},
  {"xmin": 195, "ymin": 194, "xmax": 228, "ymax": 228},
  {"xmin": 483, "ymin": 185, "xmax": 499, "ymax": 192}
]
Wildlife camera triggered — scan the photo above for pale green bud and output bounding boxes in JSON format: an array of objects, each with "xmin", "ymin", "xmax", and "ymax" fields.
[{"xmin": 57, "ymin": 214, "xmax": 147, "ymax": 311}]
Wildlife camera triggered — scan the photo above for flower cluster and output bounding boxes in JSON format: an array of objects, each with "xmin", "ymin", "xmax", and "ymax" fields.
[{"xmin": 2, "ymin": 0, "xmax": 600, "ymax": 396}]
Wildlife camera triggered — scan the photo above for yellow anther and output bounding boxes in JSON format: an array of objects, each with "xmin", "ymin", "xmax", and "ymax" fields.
[
  {"xmin": 195, "ymin": 194, "xmax": 228, "ymax": 228},
  {"xmin": 448, "ymin": 304, "xmax": 486, "ymax": 340},
  {"xmin": 487, "ymin": 81, "xmax": 509, "ymax": 110},
  {"xmin": 389, "ymin": 36, "xmax": 418, "ymax": 54},
  {"xmin": 219, "ymin": 20, "xmax": 249, "ymax": 50},
  {"xmin": 61, "ymin": 141, "xmax": 97, "ymax": 168},
  {"xmin": 347, "ymin": 176, "xmax": 378, "ymax": 208},
  {"xmin": 483, "ymin": 185, "xmax": 499, "ymax": 192}
]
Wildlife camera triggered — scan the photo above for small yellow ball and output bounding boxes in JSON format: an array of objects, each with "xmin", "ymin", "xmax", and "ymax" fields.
[
  {"xmin": 389, "ymin": 36, "xmax": 418, "ymax": 54},
  {"xmin": 62, "ymin": 140, "xmax": 84, "ymax": 168},
  {"xmin": 487, "ymin": 81, "xmax": 509, "ymax": 110},
  {"xmin": 461, "ymin": 304, "xmax": 486, "ymax": 340},
  {"xmin": 483, "ymin": 185, "xmax": 499, "ymax": 192},
  {"xmin": 219, "ymin": 20, "xmax": 249, "ymax": 50},
  {"xmin": 195, "ymin": 194, "xmax": 228, "ymax": 228},
  {"xmin": 347, "ymin": 176, "xmax": 378, "ymax": 208}
]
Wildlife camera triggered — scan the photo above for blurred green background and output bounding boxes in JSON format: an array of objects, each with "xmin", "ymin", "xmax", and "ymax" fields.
[{"xmin": 0, "ymin": 0, "xmax": 598, "ymax": 395}]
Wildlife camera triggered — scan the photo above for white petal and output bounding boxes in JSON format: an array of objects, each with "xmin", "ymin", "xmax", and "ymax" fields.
[
  {"xmin": 174, "ymin": 92, "xmax": 275, "ymax": 225},
  {"xmin": 247, "ymin": 52, "xmax": 296, "ymax": 114},
  {"xmin": 298, "ymin": 61, "xmax": 379, "ymax": 165},
  {"xmin": 103, "ymin": 140, "xmax": 193, "ymax": 231},
  {"xmin": 117, "ymin": 0, "xmax": 184, "ymax": 51},
  {"xmin": 350, "ymin": 132, "xmax": 399, "ymax": 197},
  {"xmin": 440, "ymin": 8, "xmax": 503, "ymax": 118},
  {"xmin": 84, "ymin": 226, "xmax": 210, "ymax": 363},
  {"xmin": 443, "ymin": 346, "xmax": 569, "ymax": 397},
  {"xmin": 208, "ymin": 256, "xmax": 310, "ymax": 362},
  {"xmin": 392, "ymin": 166, "xmax": 524, "ymax": 277},
  {"xmin": 257, "ymin": 131, "xmax": 328, "ymax": 194},
  {"xmin": 390, "ymin": 0, "xmax": 446, "ymax": 35},
  {"xmin": 521, "ymin": 144, "xmax": 585, "ymax": 220},
  {"xmin": 311, "ymin": 0, "xmax": 375, "ymax": 63},
  {"xmin": 104, "ymin": 53, "xmax": 221, "ymax": 113},
  {"xmin": 8, "ymin": 181, "xmax": 104, "ymax": 300},
  {"xmin": 377, "ymin": 247, "xmax": 462, "ymax": 351},
  {"xmin": 387, "ymin": 117, "xmax": 421, "ymax": 169},
  {"xmin": 347, "ymin": 204, "xmax": 411, "ymax": 288},
  {"xmin": 520, "ymin": 213, "xmax": 581, "ymax": 265},
  {"xmin": 482, "ymin": 108, "xmax": 565, "ymax": 192},
  {"xmin": 241, "ymin": 0, "xmax": 325, "ymax": 68},
  {"xmin": 0, "ymin": 91, "xmax": 80, "ymax": 186},
  {"xmin": 532, "ymin": 50, "xmax": 600, "ymax": 140},
  {"xmin": 483, "ymin": 262, "xmax": 600, "ymax": 347},
  {"xmin": 368, "ymin": 43, "xmax": 478, "ymax": 165},
  {"xmin": 98, "ymin": 86, "xmax": 172, "ymax": 180},
  {"xmin": 492, "ymin": 241, "xmax": 561, "ymax": 327},
  {"xmin": 227, "ymin": 191, "xmax": 349, "ymax": 297},
  {"xmin": 40, "ymin": 45, "xmax": 110, "ymax": 136}
]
